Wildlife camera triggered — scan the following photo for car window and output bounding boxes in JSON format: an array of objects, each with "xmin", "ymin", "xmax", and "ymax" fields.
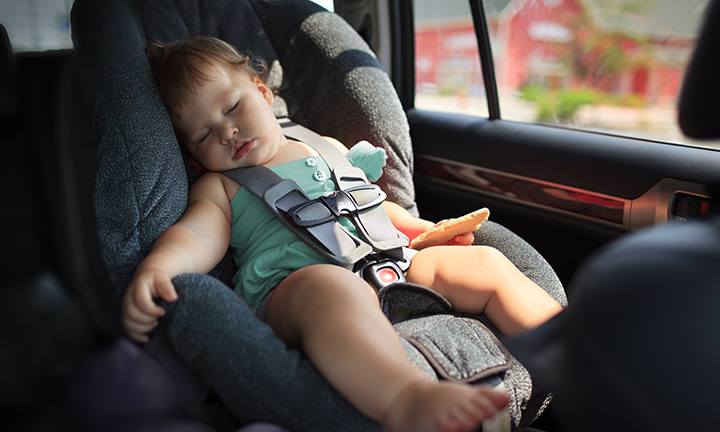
[
  {"xmin": 413, "ymin": 0, "xmax": 720, "ymax": 148},
  {"xmin": 414, "ymin": 0, "xmax": 489, "ymax": 117},
  {"xmin": 1, "ymin": 0, "xmax": 73, "ymax": 52},
  {"xmin": 312, "ymin": 0, "xmax": 335, "ymax": 11},
  {"xmin": 1, "ymin": 0, "xmax": 334, "ymax": 52}
]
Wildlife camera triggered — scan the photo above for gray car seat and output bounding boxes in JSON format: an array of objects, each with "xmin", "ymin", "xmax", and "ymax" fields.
[{"xmin": 70, "ymin": 0, "xmax": 566, "ymax": 430}]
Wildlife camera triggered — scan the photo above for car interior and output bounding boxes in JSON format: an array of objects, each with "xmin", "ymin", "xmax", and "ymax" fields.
[{"xmin": 3, "ymin": 0, "xmax": 719, "ymax": 431}]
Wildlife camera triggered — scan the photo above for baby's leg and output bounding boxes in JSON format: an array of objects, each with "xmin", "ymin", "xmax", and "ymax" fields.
[
  {"xmin": 406, "ymin": 245, "xmax": 562, "ymax": 336},
  {"xmin": 266, "ymin": 264, "xmax": 509, "ymax": 432}
]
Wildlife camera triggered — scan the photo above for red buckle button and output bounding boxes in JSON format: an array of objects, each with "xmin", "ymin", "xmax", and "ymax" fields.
[{"xmin": 377, "ymin": 267, "xmax": 399, "ymax": 284}]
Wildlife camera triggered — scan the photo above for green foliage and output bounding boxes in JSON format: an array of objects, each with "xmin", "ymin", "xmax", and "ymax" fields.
[
  {"xmin": 520, "ymin": 85, "xmax": 600, "ymax": 123},
  {"xmin": 518, "ymin": 84, "xmax": 544, "ymax": 102},
  {"xmin": 561, "ymin": 0, "xmax": 655, "ymax": 86},
  {"xmin": 519, "ymin": 84, "xmax": 648, "ymax": 123}
]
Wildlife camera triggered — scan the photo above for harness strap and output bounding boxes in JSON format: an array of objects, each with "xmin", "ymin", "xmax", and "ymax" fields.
[
  {"xmin": 221, "ymin": 119, "xmax": 409, "ymax": 273},
  {"xmin": 221, "ymin": 166, "xmax": 371, "ymax": 266},
  {"xmin": 279, "ymin": 118, "xmax": 407, "ymax": 256},
  {"xmin": 278, "ymin": 118, "xmax": 350, "ymax": 170}
]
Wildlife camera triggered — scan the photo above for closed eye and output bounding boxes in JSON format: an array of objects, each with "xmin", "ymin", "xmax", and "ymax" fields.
[
  {"xmin": 197, "ymin": 130, "xmax": 211, "ymax": 144},
  {"xmin": 226, "ymin": 101, "xmax": 239, "ymax": 115}
]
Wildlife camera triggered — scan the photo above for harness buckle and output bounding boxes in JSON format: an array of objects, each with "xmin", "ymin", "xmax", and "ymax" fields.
[
  {"xmin": 354, "ymin": 248, "xmax": 417, "ymax": 290},
  {"xmin": 286, "ymin": 184, "xmax": 386, "ymax": 228}
]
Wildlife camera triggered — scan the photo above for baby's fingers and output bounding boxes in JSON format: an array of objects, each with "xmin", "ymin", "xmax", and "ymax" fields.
[
  {"xmin": 124, "ymin": 316, "xmax": 157, "ymax": 334},
  {"xmin": 122, "ymin": 307, "xmax": 159, "ymax": 343},
  {"xmin": 448, "ymin": 232, "xmax": 474, "ymax": 246},
  {"xmin": 153, "ymin": 277, "xmax": 178, "ymax": 303},
  {"xmin": 125, "ymin": 323, "xmax": 154, "ymax": 344},
  {"xmin": 131, "ymin": 284, "xmax": 166, "ymax": 318},
  {"xmin": 123, "ymin": 300, "xmax": 161, "ymax": 324}
]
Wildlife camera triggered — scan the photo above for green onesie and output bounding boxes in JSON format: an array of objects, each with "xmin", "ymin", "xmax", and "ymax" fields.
[{"xmin": 229, "ymin": 142, "xmax": 387, "ymax": 312}]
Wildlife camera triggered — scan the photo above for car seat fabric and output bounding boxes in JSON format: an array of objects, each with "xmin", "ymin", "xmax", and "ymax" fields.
[
  {"xmin": 159, "ymin": 273, "xmax": 381, "ymax": 430},
  {"xmin": 71, "ymin": 0, "xmax": 565, "ymax": 429}
]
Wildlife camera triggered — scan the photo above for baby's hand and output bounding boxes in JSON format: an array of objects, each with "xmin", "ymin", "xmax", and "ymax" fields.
[
  {"xmin": 430, "ymin": 220, "xmax": 474, "ymax": 246},
  {"xmin": 410, "ymin": 208, "xmax": 490, "ymax": 250},
  {"xmin": 123, "ymin": 266, "xmax": 178, "ymax": 343},
  {"xmin": 447, "ymin": 230, "xmax": 474, "ymax": 246}
]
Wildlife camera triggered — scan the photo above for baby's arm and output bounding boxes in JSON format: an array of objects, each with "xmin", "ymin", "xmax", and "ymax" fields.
[
  {"xmin": 383, "ymin": 201, "xmax": 475, "ymax": 246},
  {"xmin": 383, "ymin": 201, "xmax": 434, "ymax": 242},
  {"xmin": 325, "ymin": 136, "xmax": 474, "ymax": 246},
  {"xmin": 123, "ymin": 173, "xmax": 233, "ymax": 343}
]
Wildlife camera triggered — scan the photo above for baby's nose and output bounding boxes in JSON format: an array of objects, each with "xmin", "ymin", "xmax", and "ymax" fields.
[{"xmin": 222, "ymin": 126, "xmax": 238, "ymax": 144}]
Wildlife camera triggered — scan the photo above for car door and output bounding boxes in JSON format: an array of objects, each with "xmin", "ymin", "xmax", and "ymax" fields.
[{"xmin": 340, "ymin": 0, "xmax": 720, "ymax": 288}]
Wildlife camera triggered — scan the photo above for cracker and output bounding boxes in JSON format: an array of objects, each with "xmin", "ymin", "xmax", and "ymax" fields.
[{"xmin": 410, "ymin": 208, "xmax": 490, "ymax": 250}]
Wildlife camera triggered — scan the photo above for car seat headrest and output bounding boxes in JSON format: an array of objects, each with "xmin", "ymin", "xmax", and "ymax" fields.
[
  {"xmin": 678, "ymin": 0, "xmax": 720, "ymax": 139},
  {"xmin": 1, "ymin": 24, "xmax": 17, "ymax": 117},
  {"xmin": 509, "ymin": 219, "xmax": 720, "ymax": 432}
]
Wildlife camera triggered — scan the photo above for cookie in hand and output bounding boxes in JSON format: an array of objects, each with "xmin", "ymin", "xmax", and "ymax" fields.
[{"xmin": 410, "ymin": 208, "xmax": 490, "ymax": 250}]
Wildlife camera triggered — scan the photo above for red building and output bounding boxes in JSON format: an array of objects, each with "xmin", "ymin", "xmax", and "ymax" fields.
[{"xmin": 414, "ymin": 0, "xmax": 703, "ymax": 105}]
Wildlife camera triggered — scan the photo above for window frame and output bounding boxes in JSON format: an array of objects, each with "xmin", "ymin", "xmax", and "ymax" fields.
[
  {"xmin": 468, "ymin": 0, "xmax": 500, "ymax": 119},
  {"xmin": 389, "ymin": 0, "xmax": 415, "ymax": 111},
  {"xmin": 397, "ymin": 0, "xmax": 500, "ymax": 117}
]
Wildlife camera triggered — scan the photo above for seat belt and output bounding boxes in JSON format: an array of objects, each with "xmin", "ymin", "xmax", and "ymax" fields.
[
  {"xmin": 222, "ymin": 165, "xmax": 374, "ymax": 266},
  {"xmin": 278, "ymin": 119, "xmax": 407, "ymax": 255},
  {"xmin": 221, "ymin": 119, "xmax": 412, "ymax": 288}
]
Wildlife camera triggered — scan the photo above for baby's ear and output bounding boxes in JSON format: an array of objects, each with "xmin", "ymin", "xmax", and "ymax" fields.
[{"xmin": 253, "ymin": 76, "xmax": 274, "ymax": 106}]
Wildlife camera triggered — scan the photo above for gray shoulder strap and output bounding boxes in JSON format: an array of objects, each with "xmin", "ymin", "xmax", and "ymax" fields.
[
  {"xmin": 221, "ymin": 165, "xmax": 283, "ymax": 198},
  {"xmin": 221, "ymin": 165, "xmax": 372, "ymax": 267},
  {"xmin": 278, "ymin": 118, "xmax": 350, "ymax": 170}
]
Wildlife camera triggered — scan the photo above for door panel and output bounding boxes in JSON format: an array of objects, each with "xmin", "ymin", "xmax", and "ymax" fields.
[{"xmin": 409, "ymin": 108, "xmax": 720, "ymax": 288}]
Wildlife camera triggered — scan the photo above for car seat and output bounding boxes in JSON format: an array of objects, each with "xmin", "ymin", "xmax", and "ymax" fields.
[{"xmin": 69, "ymin": 0, "xmax": 567, "ymax": 430}]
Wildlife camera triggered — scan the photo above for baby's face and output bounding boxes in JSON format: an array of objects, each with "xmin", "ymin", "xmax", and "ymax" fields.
[{"xmin": 174, "ymin": 63, "xmax": 285, "ymax": 171}]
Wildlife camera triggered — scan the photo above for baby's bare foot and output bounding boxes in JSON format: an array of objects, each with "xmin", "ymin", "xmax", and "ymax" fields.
[{"xmin": 383, "ymin": 379, "xmax": 510, "ymax": 432}]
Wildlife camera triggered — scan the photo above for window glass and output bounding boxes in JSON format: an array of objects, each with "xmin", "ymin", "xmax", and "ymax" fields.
[
  {"xmin": 414, "ymin": 0, "xmax": 720, "ymax": 148},
  {"xmin": 413, "ymin": 0, "xmax": 488, "ymax": 117},
  {"xmin": 1, "ymin": 0, "xmax": 73, "ymax": 52},
  {"xmin": 311, "ymin": 0, "xmax": 335, "ymax": 11}
]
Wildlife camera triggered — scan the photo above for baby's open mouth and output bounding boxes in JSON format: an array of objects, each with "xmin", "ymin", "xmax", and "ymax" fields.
[{"xmin": 233, "ymin": 140, "xmax": 254, "ymax": 160}]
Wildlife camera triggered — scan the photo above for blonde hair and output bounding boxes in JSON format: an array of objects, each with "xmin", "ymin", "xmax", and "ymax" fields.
[{"xmin": 145, "ymin": 36, "xmax": 267, "ymax": 120}]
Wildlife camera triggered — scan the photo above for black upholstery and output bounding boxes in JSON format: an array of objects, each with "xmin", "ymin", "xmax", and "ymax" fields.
[
  {"xmin": 514, "ymin": 214, "xmax": 720, "ymax": 432},
  {"xmin": 10, "ymin": 49, "xmax": 121, "ymax": 336},
  {"xmin": 678, "ymin": 0, "xmax": 720, "ymax": 139}
]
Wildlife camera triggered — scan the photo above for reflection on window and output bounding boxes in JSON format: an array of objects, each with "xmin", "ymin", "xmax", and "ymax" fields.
[
  {"xmin": 1, "ymin": 0, "xmax": 73, "ymax": 52},
  {"xmin": 310, "ymin": 0, "xmax": 335, "ymax": 12},
  {"xmin": 413, "ymin": 0, "xmax": 488, "ymax": 117},
  {"xmin": 413, "ymin": 0, "xmax": 720, "ymax": 148}
]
